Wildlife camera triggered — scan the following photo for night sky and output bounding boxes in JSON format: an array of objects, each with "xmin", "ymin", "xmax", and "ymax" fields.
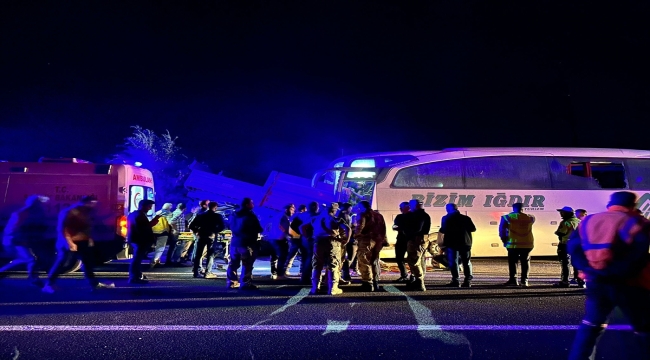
[{"xmin": 1, "ymin": 1, "xmax": 649, "ymax": 184}]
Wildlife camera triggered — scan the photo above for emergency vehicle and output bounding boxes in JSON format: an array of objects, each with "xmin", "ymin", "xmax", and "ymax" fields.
[{"xmin": 0, "ymin": 158, "xmax": 155, "ymax": 272}]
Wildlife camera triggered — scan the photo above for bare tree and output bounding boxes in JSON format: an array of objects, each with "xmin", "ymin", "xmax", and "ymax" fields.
[{"xmin": 110, "ymin": 126, "xmax": 193, "ymax": 204}]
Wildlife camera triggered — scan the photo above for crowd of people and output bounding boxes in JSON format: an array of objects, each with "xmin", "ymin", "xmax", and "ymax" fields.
[{"xmin": 1, "ymin": 191, "xmax": 649, "ymax": 358}]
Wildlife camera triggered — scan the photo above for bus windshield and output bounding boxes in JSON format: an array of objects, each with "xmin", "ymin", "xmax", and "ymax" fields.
[{"xmin": 340, "ymin": 179, "xmax": 375, "ymax": 205}]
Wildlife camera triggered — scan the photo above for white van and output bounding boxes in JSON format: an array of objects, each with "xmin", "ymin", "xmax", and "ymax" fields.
[{"xmin": 0, "ymin": 158, "xmax": 155, "ymax": 272}]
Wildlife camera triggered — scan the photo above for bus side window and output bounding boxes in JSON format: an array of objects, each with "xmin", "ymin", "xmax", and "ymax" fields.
[
  {"xmin": 552, "ymin": 158, "xmax": 627, "ymax": 189},
  {"xmin": 627, "ymin": 159, "xmax": 650, "ymax": 190},
  {"xmin": 590, "ymin": 162, "xmax": 627, "ymax": 189},
  {"xmin": 550, "ymin": 158, "xmax": 600, "ymax": 190}
]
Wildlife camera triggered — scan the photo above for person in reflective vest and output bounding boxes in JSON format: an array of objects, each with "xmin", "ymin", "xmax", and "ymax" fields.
[
  {"xmin": 567, "ymin": 191, "xmax": 650, "ymax": 360},
  {"xmin": 554, "ymin": 206, "xmax": 582, "ymax": 288},
  {"xmin": 499, "ymin": 202, "xmax": 535, "ymax": 287}
]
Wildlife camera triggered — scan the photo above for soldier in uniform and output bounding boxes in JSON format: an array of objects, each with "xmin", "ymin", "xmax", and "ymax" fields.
[
  {"xmin": 337, "ymin": 203, "xmax": 355, "ymax": 284},
  {"xmin": 310, "ymin": 203, "xmax": 349, "ymax": 295},
  {"xmin": 354, "ymin": 201, "xmax": 381, "ymax": 292},
  {"xmin": 403, "ymin": 198, "xmax": 431, "ymax": 291}
]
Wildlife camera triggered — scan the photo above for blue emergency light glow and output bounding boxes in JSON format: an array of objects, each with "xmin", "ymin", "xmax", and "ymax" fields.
[
  {"xmin": 347, "ymin": 171, "xmax": 376, "ymax": 179},
  {"xmin": 350, "ymin": 159, "xmax": 375, "ymax": 168},
  {"xmin": 134, "ymin": 162, "xmax": 143, "ymax": 167}
]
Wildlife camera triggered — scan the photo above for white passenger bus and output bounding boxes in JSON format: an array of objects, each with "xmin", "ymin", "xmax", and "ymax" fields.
[{"xmin": 312, "ymin": 148, "xmax": 650, "ymax": 257}]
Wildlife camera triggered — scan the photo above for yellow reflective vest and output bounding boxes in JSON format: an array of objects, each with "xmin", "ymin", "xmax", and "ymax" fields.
[{"xmin": 499, "ymin": 212, "xmax": 535, "ymax": 249}]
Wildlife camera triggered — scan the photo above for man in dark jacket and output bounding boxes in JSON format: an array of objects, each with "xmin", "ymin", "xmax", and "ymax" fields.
[
  {"xmin": 43, "ymin": 196, "xmax": 115, "ymax": 293},
  {"xmin": 189, "ymin": 202, "xmax": 225, "ymax": 279},
  {"xmin": 127, "ymin": 199, "xmax": 160, "ymax": 284},
  {"xmin": 0, "ymin": 195, "xmax": 48, "ymax": 286},
  {"xmin": 440, "ymin": 203, "xmax": 476, "ymax": 287},
  {"xmin": 227, "ymin": 197, "xmax": 263, "ymax": 290},
  {"xmin": 403, "ymin": 198, "xmax": 431, "ymax": 291},
  {"xmin": 392, "ymin": 201, "xmax": 411, "ymax": 282}
]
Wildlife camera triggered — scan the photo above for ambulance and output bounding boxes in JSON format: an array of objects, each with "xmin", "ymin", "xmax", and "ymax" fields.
[{"xmin": 0, "ymin": 158, "xmax": 155, "ymax": 272}]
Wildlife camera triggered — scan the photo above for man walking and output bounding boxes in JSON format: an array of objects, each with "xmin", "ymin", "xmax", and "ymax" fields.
[
  {"xmin": 168, "ymin": 203, "xmax": 189, "ymax": 266},
  {"xmin": 127, "ymin": 199, "xmax": 160, "ymax": 284},
  {"xmin": 0, "ymin": 195, "xmax": 48, "ymax": 286},
  {"xmin": 227, "ymin": 198, "xmax": 263, "ymax": 290},
  {"xmin": 568, "ymin": 191, "xmax": 650, "ymax": 359},
  {"xmin": 151, "ymin": 202, "xmax": 173, "ymax": 268},
  {"xmin": 403, "ymin": 199, "xmax": 431, "ymax": 291},
  {"xmin": 189, "ymin": 202, "xmax": 225, "ymax": 279},
  {"xmin": 439, "ymin": 203, "xmax": 476, "ymax": 288},
  {"xmin": 499, "ymin": 202, "xmax": 535, "ymax": 287},
  {"xmin": 43, "ymin": 196, "xmax": 115, "ymax": 293}
]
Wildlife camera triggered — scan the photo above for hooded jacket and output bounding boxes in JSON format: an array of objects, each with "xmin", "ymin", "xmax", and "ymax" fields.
[{"xmin": 230, "ymin": 209, "xmax": 263, "ymax": 247}]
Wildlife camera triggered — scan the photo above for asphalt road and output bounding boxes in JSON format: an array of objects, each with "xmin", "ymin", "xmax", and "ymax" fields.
[{"xmin": 0, "ymin": 259, "xmax": 643, "ymax": 360}]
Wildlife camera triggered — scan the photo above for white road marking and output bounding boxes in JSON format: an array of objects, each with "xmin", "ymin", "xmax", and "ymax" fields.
[
  {"xmin": 0, "ymin": 325, "xmax": 634, "ymax": 331},
  {"xmin": 322, "ymin": 320, "xmax": 351, "ymax": 335},
  {"xmin": 270, "ymin": 288, "xmax": 310, "ymax": 316}
]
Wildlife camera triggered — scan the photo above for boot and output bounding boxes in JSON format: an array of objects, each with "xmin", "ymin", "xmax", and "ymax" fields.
[
  {"xmin": 360, "ymin": 281, "xmax": 374, "ymax": 292},
  {"xmin": 309, "ymin": 269, "xmax": 322, "ymax": 295},
  {"xmin": 412, "ymin": 277, "xmax": 426, "ymax": 291},
  {"xmin": 372, "ymin": 279, "xmax": 381, "ymax": 292},
  {"xmin": 328, "ymin": 271, "xmax": 343, "ymax": 295}
]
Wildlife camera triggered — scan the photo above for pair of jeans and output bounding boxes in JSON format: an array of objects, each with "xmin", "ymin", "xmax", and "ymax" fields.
[
  {"xmin": 447, "ymin": 247, "xmax": 473, "ymax": 283},
  {"xmin": 299, "ymin": 237, "xmax": 314, "ymax": 283},
  {"xmin": 285, "ymin": 237, "xmax": 301, "ymax": 271},
  {"xmin": 394, "ymin": 240, "xmax": 408, "ymax": 278},
  {"xmin": 557, "ymin": 243, "xmax": 571, "ymax": 282},
  {"xmin": 171, "ymin": 239, "xmax": 192, "ymax": 262},
  {"xmin": 164, "ymin": 233, "xmax": 177, "ymax": 265},
  {"xmin": 47, "ymin": 242, "xmax": 98, "ymax": 287},
  {"xmin": 506, "ymin": 248, "xmax": 532, "ymax": 281},
  {"xmin": 270, "ymin": 239, "xmax": 289, "ymax": 276},
  {"xmin": 193, "ymin": 236, "xmax": 215, "ymax": 274},
  {"xmin": 569, "ymin": 281, "xmax": 650, "ymax": 360},
  {"xmin": 129, "ymin": 242, "xmax": 150, "ymax": 281},
  {"xmin": 227, "ymin": 245, "xmax": 258, "ymax": 286},
  {"xmin": 0, "ymin": 245, "xmax": 38, "ymax": 280}
]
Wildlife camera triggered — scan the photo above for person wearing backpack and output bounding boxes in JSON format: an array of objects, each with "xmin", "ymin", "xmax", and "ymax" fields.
[{"xmin": 568, "ymin": 191, "xmax": 650, "ymax": 359}]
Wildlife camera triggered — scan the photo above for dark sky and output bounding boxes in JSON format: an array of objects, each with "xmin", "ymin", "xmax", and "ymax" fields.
[{"xmin": 1, "ymin": 1, "xmax": 649, "ymax": 184}]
